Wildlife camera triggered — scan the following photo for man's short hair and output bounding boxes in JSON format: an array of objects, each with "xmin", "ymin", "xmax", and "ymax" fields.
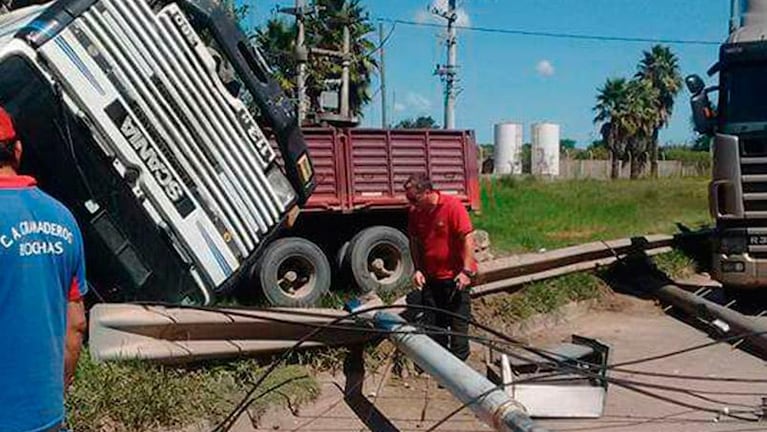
[
  {"xmin": 0, "ymin": 140, "xmax": 14, "ymax": 165},
  {"xmin": 404, "ymin": 173, "xmax": 433, "ymax": 194}
]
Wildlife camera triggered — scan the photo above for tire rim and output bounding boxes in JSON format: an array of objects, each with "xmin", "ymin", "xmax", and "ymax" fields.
[
  {"xmin": 277, "ymin": 255, "xmax": 317, "ymax": 299},
  {"xmin": 367, "ymin": 242, "xmax": 404, "ymax": 286}
]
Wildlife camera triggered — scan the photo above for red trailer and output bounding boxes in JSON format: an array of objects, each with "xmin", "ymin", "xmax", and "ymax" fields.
[
  {"xmin": 255, "ymin": 128, "xmax": 480, "ymax": 306},
  {"xmin": 304, "ymin": 128, "xmax": 480, "ymax": 213}
]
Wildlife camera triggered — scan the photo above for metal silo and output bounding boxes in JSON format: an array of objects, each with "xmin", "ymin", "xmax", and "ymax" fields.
[
  {"xmin": 531, "ymin": 123, "xmax": 560, "ymax": 177},
  {"xmin": 493, "ymin": 122, "xmax": 523, "ymax": 175}
]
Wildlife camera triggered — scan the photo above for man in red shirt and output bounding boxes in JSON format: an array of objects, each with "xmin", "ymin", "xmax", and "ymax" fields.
[{"xmin": 405, "ymin": 174, "xmax": 477, "ymax": 361}]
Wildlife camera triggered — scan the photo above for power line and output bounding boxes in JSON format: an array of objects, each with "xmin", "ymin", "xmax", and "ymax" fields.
[
  {"xmin": 377, "ymin": 17, "xmax": 721, "ymax": 46},
  {"xmin": 127, "ymin": 301, "xmax": 766, "ymax": 430}
]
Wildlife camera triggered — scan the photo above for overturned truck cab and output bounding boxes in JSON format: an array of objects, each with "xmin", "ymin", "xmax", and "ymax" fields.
[{"xmin": 0, "ymin": 0, "xmax": 315, "ymax": 304}]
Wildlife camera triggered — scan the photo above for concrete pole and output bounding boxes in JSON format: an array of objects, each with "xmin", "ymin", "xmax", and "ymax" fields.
[
  {"xmin": 373, "ymin": 311, "xmax": 550, "ymax": 432},
  {"xmin": 444, "ymin": 0, "xmax": 457, "ymax": 129},
  {"xmin": 731, "ymin": 0, "xmax": 741, "ymax": 33},
  {"xmin": 651, "ymin": 283, "xmax": 767, "ymax": 357},
  {"xmin": 296, "ymin": 0, "xmax": 307, "ymax": 124},
  {"xmin": 379, "ymin": 23, "xmax": 388, "ymax": 129},
  {"xmin": 340, "ymin": 25, "xmax": 351, "ymax": 119}
]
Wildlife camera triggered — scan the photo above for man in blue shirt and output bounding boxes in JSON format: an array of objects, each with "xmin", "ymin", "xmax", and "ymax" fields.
[{"xmin": 0, "ymin": 106, "xmax": 87, "ymax": 431}]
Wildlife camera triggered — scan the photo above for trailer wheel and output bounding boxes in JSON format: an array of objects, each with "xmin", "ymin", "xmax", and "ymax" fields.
[
  {"xmin": 256, "ymin": 237, "xmax": 331, "ymax": 307},
  {"xmin": 347, "ymin": 226, "xmax": 413, "ymax": 294}
]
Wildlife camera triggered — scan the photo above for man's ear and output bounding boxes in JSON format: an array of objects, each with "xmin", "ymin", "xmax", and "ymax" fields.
[{"xmin": 12, "ymin": 140, "xmax": 22, "ymax": 169}]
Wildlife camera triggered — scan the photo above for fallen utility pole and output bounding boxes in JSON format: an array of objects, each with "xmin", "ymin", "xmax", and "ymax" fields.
[
  {"xmin": 89, "ymin": 304, "xmax": 374, "ymax": 363},
  {"xmin": 351, "ymin": 299, "xmax": 550, "ymax": 432},
  {"xmin": 614, "ymin": 246, "xmax": 767, "ymax": 358},
  {"xmin": 651, "ymin": 282, "xmax": 767, "ymax": 357}
]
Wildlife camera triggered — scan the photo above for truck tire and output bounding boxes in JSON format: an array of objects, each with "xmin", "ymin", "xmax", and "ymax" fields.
[
  {"xmin": 346, "ymin": 226, "xmax": 413, "ymax": 294},
  {"xmin": 256, "ymin": 237, "xmax": 331, "ymax": 307}
]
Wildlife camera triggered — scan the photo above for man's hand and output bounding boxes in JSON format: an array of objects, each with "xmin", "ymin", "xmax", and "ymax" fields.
[
  {"xmin": 412, "ymin": 270, "xmax": 426, "ymax": 289},
  {"xmin": 454, "ymin": 272, "xmax": 472, "ymax": 291}
]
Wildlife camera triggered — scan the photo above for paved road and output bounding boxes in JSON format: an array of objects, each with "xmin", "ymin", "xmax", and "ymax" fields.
[{"xmin": 244, "ymin": 296, "xmax": 767, "ymax": 432}]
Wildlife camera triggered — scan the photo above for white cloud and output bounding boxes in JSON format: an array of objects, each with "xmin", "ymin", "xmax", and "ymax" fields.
[
  {"xmin": 536, "ymin": 60, "xmax": 555, "ymax": 77},
  {"xmin": 406, "ymin": 92, "xmax": 432, "ymax": 113},
  {"xmin": 415, "ymin": 0, "xmax": 471, "ymax": 27},
  {"xmin": 415, "ymin": 9, "xmax": 432, "ymax": 24},
  {"xmin": 392, "ymin": 92, "xmax": 433, "ymax": 114}
]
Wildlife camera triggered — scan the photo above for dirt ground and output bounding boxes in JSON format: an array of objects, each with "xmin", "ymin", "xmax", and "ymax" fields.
[{"xmin": 231, "ymin": 294, "xmax": 767, "ymax": 432}]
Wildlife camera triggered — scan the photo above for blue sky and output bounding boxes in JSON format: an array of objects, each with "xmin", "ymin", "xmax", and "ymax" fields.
[{"xmin": 238, "ymin": 1, "xmax": 731, "ymax": 147}]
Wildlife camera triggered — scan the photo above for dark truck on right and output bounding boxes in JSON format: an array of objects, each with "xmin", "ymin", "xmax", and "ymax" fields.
[{"xmin": 687, "ymin": 0, "xmax": 767, "ymax": 288}]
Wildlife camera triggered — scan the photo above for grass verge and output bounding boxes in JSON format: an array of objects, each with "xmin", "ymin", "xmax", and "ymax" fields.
[
  {"xmin": 474, "ymin": 177, "xmax": 710, "ymax": 253},
  {"xmin": 475, "ymin": 250, "xmax": 699, "ymax": 330},
  {"xmin": 475, "ymin": 272, "xmax": 607, "ymax": 326},
  {"xmin": 66, "ymin": 352, "xmax": 318, "ymax": 432}
]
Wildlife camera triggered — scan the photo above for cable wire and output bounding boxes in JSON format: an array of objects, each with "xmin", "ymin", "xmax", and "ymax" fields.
[
  {"xmin": 377, "ymin": 17, "xmax": 721, "ymax": 46},
  {"xmin": 124, "ymin": 301, "xmax": 766, "ymax": 429},
  {"xmin": 149, "ymin": 299, "xmax": 767, "ymax": 389}
]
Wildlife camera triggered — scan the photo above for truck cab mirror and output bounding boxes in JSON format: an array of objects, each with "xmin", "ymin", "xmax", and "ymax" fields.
[
  {"xmin": 686, "ymin": 74, "xmax": 706, "ymax": 95},
  {"xmin": 686, "ymin": 74, "xmax": 717, "ymax": 135},
  {"xmin": 690, "ymin": 91, "xmax": 716, "ymax": 135}
]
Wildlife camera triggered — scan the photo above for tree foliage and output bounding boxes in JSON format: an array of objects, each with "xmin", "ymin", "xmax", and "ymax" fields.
[
  {"xmin": 635, "ymin": 45, "xmax": 683, "ymax": 177},
  {"xmin": 255, "ymin": 0, "xmax": 377, "ymax": 119},
  {"xmin": 560, "ymin": 139, "xmax": 576, "ymax": 151},
  {"xmin": 593, "ymin": 45, "xmax": 681, "ymax": 180},
  {"xmin": 395, "ymin": 116, "xmax": 439, "ymax": 129}
]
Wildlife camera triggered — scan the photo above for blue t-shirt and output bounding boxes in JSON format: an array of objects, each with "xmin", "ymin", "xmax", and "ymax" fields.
[{"xmin": 0, "ymin": 175, "xmax": 87, "ymax": 432}]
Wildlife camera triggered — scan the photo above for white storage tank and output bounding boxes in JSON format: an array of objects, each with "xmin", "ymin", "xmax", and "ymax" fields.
[
  {"xmin": 493, "ymin": 122, "xmax": 523, "ymax": 175},
  {"xmin": 531, "ymin": 123, "xmax": 560, "ymax": 177}
]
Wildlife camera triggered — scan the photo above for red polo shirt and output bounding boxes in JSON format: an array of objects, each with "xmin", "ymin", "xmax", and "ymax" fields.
[{"xmin": 408, "ymin": 192, "xmax": 477, "ymax": 280}]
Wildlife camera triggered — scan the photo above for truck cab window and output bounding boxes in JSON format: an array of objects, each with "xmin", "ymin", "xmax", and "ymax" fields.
[{"xmin": 721, "ymin": 62, "xmax": 767, "ymax": 125}]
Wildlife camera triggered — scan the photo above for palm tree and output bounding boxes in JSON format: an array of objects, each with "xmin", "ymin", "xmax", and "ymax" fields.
[
  {"xmin": 636, "ymin": 45, "xmax": 683, "ymax": 178},
  {"xmin": 256, "ymin": 0, "xmax": 377, "ymax": 120},
  {"xmin": 255, "ymin": 18, "xmax": 298, "ymax": 95},
  {"xmin": 594, "ymin": 78, "xmax": 630, "ymax": 179},
  {"xmin": 624, "ymin": 78, "xmax": 661, "ymax": 179}
]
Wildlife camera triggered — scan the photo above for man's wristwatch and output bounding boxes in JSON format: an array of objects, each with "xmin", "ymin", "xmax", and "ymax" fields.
[{"xmin": 460, "ymin": 268, "xmax": 477, "ymax": 279}]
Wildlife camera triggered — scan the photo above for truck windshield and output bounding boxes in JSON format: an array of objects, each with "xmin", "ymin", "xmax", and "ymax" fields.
[{"xmin": 721, "ymin": 62, "xmax": 767, "ymax": 125}]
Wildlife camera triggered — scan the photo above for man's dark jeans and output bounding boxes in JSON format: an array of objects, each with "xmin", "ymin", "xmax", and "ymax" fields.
[{"xmin": 420, "ymin": 279, "xmax": 471, "ymax": 361}]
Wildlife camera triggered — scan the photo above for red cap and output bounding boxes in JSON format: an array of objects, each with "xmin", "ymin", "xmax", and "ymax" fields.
[{"xmin": 0, "ymin": 106, "xmax": 16, "ymax": 142}]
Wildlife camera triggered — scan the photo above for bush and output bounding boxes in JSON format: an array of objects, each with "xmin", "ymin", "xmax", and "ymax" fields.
[{"xmin": 662, "ymin": 147, "xmax": 711, "ymax": 171}]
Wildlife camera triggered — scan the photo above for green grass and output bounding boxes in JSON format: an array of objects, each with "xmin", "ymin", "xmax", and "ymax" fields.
[
  {"xmin": 480, "ymin": 272, "xmax": 606, "ymax": 323},
  {"xmin": 653, "ymin": 250, "xmax": 699, "ymax": 280},
  {"xmin": 474, "ymin": 177, "xmax": 710, "ymax": 253},
  {"xmin": 66, "ymin": 352, "xmax": 318, "ymax": 432},
  {"xmin": 473, "ymin": 177, "xmax": 707, "ymax": 326}
]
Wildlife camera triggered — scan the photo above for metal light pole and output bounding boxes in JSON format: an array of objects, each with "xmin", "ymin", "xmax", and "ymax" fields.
[
  {"xmin": 349, "ymin": 301, "xmax": 551, "ymax": 432},
  {"xmin": 379, "ymin": 22, "xmax": 388, "ymax": 129}
]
